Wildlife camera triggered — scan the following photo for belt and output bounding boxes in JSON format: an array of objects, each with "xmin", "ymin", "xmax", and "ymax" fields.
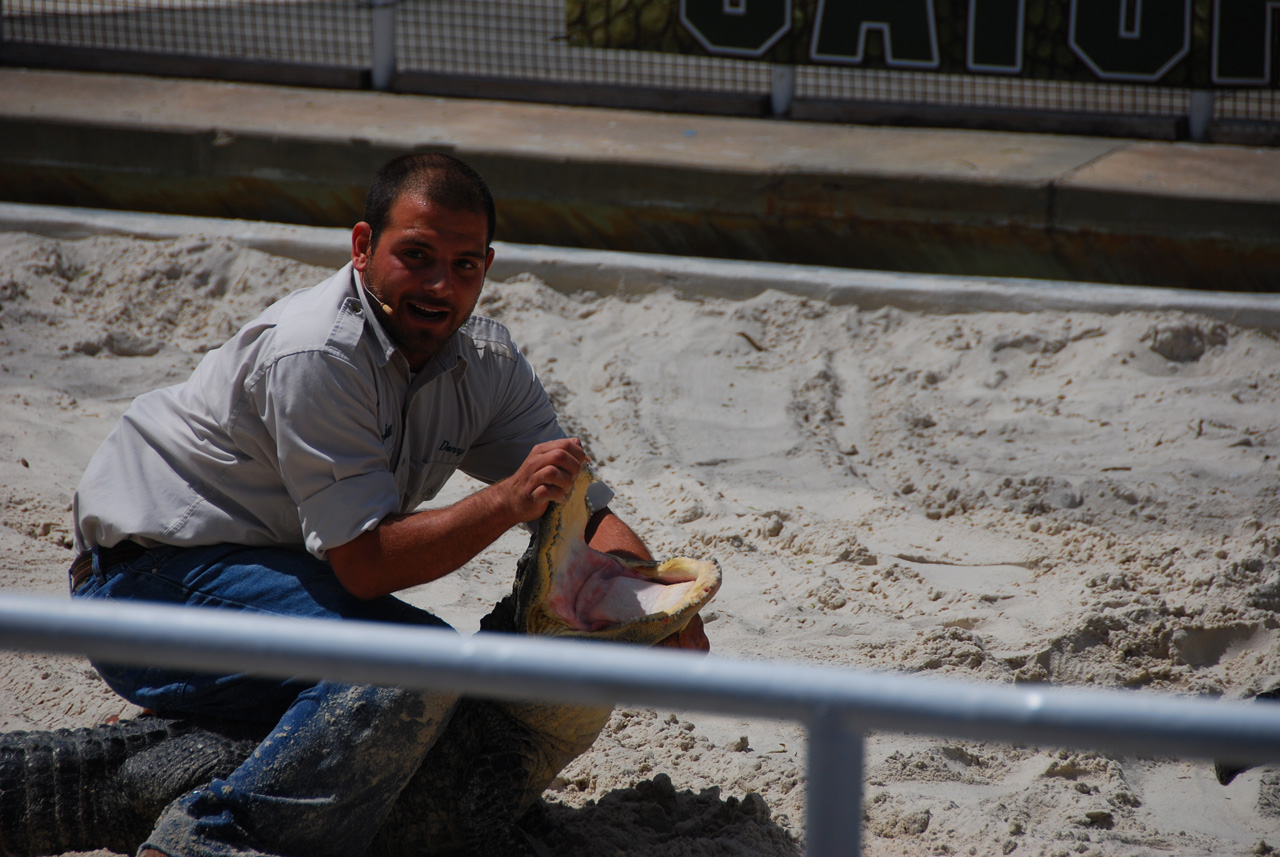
[{"xmin": 69, "ymin": 540, "xmax": 149, "ymax": 593}]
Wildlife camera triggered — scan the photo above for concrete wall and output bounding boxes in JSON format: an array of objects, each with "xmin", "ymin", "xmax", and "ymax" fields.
[{"xmin": 1, "ymin": 69, "xmax": 1278, "ymax": 292}]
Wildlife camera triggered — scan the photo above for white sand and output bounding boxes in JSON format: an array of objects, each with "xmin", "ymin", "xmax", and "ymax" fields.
[{"xmin": 1, "ymin": 231, "xmax": 1278, "ymax": 856}]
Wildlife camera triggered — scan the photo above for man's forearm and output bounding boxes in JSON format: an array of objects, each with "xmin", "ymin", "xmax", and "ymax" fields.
[
  {"xmin": 327, "ymin": 437, "xmax": 588, "ymax": 599},
  {"xmin": 327, "ymin": 483, "xmax": 525, "ymax": 599}
]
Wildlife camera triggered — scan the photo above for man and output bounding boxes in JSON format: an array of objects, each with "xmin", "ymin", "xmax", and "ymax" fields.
[{"xmin": 70, "ymin": 152, "xmax": 704, "ymax": 857}]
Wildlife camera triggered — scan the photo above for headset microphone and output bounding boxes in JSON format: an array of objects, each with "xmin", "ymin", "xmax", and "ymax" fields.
[{"xmin": 360, "ymin": 277, "xmax": 393, "ymax": 316}]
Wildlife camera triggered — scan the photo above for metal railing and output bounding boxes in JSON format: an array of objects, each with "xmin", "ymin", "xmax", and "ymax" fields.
[{"xmin": 2, "ymin": 593, "xmax": 1279, "ymax": 856}]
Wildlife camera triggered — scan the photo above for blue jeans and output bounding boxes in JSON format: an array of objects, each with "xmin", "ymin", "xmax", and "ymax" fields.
[{"xmin": 72, "ymin": 543, "xmax": 460, "ymax": 857}]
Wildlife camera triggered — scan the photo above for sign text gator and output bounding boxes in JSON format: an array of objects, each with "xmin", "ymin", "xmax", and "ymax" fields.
[{"xmin": 565, "ymin": 1, "xmax": 1280, "ymax": 88}]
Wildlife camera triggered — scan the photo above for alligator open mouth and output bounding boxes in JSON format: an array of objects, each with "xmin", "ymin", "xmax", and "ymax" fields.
[{"xmin": 514, "ymin": 462, "xmax": 720, "ymax": 642}]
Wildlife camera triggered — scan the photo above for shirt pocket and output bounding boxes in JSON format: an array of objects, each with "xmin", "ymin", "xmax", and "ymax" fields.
[{"xmin": 401, "ymin": 454, "xmax": 462, "ymax": 511}]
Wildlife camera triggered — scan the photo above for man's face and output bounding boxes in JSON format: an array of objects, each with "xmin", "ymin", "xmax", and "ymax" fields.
[{"xmin": 351, "ymin": 194, "xmax": 494, "ymax": 371}]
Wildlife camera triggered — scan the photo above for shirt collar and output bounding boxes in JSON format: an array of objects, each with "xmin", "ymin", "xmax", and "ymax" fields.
[{"xmin": 352, "ymin": 268, "xmax": 398, "ymax": 367}]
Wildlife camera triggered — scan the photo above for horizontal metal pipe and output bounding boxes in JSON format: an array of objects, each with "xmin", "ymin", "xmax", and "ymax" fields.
[{"xmin": 1, "ymin": 594, "xmax": 1277, "ymax": 766}]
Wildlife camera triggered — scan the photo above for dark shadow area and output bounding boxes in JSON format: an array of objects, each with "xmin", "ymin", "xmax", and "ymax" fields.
[{"xmin": 537, "ymin": 773, "xmax": 802, "ymax": 857}]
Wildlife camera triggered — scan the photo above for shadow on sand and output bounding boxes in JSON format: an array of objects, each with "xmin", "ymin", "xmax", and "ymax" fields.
[{"xmin": 537, "ymin": 773, "xmax": 802, "ymax": 857}]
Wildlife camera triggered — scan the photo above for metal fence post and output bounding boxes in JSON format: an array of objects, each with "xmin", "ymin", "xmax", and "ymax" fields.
[
  {"xmin": 1188, "ymin": 90, "xmax": 1214, "ymax": 142},
  {"xmin": 370, "ymin": 0, "xmax": 398, "ymax": 91},
  {"xmin": 771, "ymin": 64, "xmax": 796, "ymax": 117},
  {"xmin": 805, "ymin": 708, "xmax": 864, "ymax": 857}
]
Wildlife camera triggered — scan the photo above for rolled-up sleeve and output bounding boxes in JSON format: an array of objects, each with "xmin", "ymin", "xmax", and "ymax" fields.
[{"xmin": 247, "ymin": 349, "xmax": 399, "ymax": 557}]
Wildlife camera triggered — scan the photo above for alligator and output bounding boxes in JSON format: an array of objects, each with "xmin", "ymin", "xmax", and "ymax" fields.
[{"xmin": 0, "ymin": 463, "xmax": 720, "ymax": 856}]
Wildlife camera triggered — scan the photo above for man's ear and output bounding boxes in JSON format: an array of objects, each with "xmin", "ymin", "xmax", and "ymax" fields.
[
  {"xmin": 352, "ymin": 222, "xmax": 373, "ymax": 272},
  {"xmin": 484, "ymin": 246, "xmax": 495, "ymax": 275}
]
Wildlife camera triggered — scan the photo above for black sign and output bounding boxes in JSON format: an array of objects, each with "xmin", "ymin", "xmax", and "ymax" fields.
[{"xmin": 565, "ymin": 0, "xmax": 1280, "ymax": 88}]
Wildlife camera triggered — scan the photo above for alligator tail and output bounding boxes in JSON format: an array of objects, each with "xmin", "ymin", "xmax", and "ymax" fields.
[{"xmin": 0, "ymin": 715, "xmax": 263, "ymax": 856}]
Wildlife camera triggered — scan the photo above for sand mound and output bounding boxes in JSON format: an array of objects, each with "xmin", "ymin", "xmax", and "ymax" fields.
[{"xmin": 2, "ymin": 233, "xmax": 1278, "ymax": 856}]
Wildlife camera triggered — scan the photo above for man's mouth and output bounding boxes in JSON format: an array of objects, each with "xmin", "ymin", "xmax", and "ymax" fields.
[{"xmin": 406, "ymin": 301, "xmax": 451, "ymax": 323}]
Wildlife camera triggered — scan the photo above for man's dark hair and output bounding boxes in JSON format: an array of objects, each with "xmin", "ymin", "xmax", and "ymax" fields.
[{"xmin": 364, "ymin": 152, "xmax": 496, "ymax": 248}]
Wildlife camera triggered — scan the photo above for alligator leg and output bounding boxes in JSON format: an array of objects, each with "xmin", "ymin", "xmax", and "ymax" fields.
[
  {"xmin": 0, "ymin": 715, "xmax": 263, "ymax": 857},
  {"xmin": 450, "ymin": 703, "xmax": 554, "ymax": 857},
  {"xmin": 363, "ymin": 697, "xmax": 499, "ymax": 857},
  {"xmin": 364, "ymin": 693, "xmax": 609, "ymax": 857}
]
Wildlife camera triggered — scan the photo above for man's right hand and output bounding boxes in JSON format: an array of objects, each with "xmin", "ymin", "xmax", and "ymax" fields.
[{"xmin": 496, "ymin": 437, "xmax": 587, "ymax": 523}]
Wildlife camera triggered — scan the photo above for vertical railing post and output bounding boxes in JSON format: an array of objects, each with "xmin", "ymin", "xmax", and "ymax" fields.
[
  {"xmin": 806, "ymin": 708, "xmax": 864, "ymax": 857},
  {"xmin": 1187, "ymin": 90, "xmax": 1214, "ymax": 142},
  {"xmin": 771, "ymin": 64, "xmax": 796, "ymax": 117},
  {"xmin": 370, "ymin": 0, "xmax": 398, "ymax": 91}
]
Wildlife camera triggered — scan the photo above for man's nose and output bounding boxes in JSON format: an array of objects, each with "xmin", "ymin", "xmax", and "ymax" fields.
[{"xmin": 420, "ymin": 262, "xmax": 452, "ymax": 294}]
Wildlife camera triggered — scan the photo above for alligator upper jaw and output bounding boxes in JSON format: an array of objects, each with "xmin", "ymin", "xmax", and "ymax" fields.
[{"xmin": 520, "ymin": 463, "xmax": 721, "ymax": 644}]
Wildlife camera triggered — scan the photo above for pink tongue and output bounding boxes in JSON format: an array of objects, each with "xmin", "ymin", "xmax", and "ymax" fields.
[
  {"xmin": 579, "ymin": 577, "xmax": 684, "ymax": 631},
  {"xmin": 544, "ymin": 524, "xmax": 703, "ymax": 633},
  {"xmin": 565, "ymin": 552, "xmax": 697, "ymax": 631},
  {"xmin": 546, "ymin": 545, "xmax": 647, "ymax": 630}
]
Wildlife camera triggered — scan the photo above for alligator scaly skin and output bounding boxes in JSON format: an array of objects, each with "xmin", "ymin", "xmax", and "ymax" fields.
[
  {"xmin": 0, "ymin": 638, "xmax": 573, "ymax": 857},
  {"xmin": 0, "ymin": 715, "xmax": 264, "ymax": 857},
  {"xmin": 365, "ymin": 594, "xmax": 612, "ymax": 857},
  {"xmin": 0, "ymin": 607, "xmax": 574, "ymax": 857}
]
